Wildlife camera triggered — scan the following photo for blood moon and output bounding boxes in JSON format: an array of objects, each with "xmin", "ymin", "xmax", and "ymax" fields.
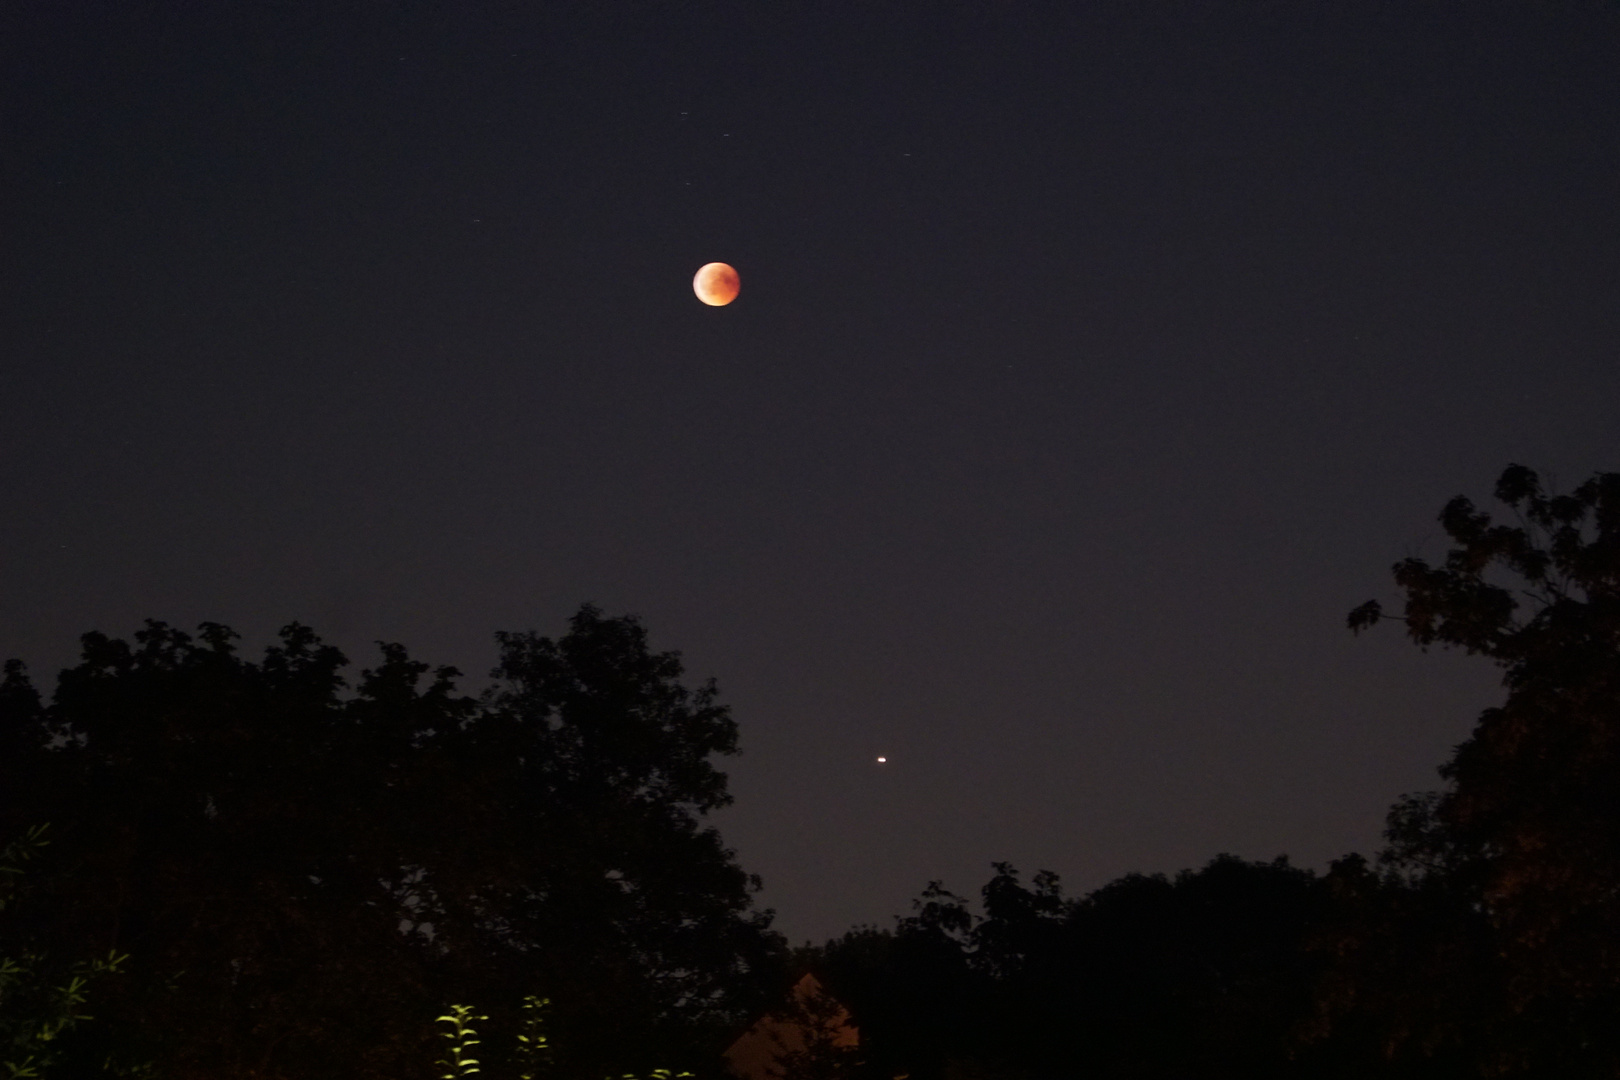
[{"xmin": 692, "ymin": 262, "xmax": 740, "ymax": 306}]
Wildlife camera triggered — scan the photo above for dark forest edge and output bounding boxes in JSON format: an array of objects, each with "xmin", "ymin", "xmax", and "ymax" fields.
[{"xmin": 2, "ymin": 464, "xmax": 1618, "ymax": 1080}]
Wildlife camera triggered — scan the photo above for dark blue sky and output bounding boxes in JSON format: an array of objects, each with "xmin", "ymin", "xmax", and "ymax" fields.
[{"xmin": 3, "ymin": 1, "xmax": 1618, "ymax": 941}]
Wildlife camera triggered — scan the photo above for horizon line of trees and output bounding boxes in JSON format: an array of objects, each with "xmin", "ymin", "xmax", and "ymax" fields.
[
  {"xmin": 802, "ymin": 463, "xmax": 1620, "ymax": 1080},
  {"xmin": 2, "ymin": 463, "xmax": 1617, "ymax": 1080}
]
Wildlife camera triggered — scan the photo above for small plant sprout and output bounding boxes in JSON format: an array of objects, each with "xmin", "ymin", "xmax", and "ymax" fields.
[
  {"xmin": 436, "ymin": 1005, "xmax": 488, "ymax": 1080},
  {"xmin": 514, "ymin": 996, "xmax": 553, "ymax": 1080}
]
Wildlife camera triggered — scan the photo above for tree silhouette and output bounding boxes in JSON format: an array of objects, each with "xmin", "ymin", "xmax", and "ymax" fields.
[
  {"xmin": 1327, "ymin": 465, "xmax": 1620, "ymax": 1076},
  {"xmin": 0, "ymin": 606, "xmax": 783, "ymax": 1080}
]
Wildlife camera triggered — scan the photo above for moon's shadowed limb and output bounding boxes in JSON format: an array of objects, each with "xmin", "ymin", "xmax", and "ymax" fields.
[{"xmin": 693, "ymin": 262, "xmax": 740, "ymax": 306}]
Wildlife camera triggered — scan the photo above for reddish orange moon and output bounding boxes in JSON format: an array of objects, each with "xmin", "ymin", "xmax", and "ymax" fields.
[{"xmin": 693, "ymin": 262, "xmax": 740, "ymax": 306}]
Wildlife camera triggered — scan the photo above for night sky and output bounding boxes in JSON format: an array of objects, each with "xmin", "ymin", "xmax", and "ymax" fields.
[{"xmin": 4, "ymin": 2, "xmax": 1619, "ymax": 944}]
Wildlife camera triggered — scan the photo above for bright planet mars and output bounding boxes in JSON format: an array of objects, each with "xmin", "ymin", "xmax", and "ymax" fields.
[{"xmin": 693, "ymin": 262, "xmax": 740, "ymax": 306}]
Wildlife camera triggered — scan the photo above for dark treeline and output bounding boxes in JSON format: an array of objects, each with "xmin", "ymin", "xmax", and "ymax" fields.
[
  {"xmin": 808, "ymin": 854, "xmax": 1329, "ymax": 1080},
  {"xmin": 804, "ymin": 464, "xmax": 1620, "ymax": 1080},
  {"xmin": 2, "ymin": 464, "xmax": 1618, "ymax": 1080}
]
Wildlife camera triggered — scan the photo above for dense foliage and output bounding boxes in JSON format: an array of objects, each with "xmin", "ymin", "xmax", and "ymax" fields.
[
  {"xmin": 809, "ymin": 855, "xmax": 1329, "ymax": 1080},
  {"xmin": 0, "ymin": 606, "xmax": 784, "ymax": 1080},
  {"xmin": 0, "ymin": 825, "xmax": 135, "ymax": 1080}
]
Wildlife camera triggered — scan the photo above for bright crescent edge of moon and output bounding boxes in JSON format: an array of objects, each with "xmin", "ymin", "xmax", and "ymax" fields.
[{"xmin": 694, "ymin": 262, "xmax": 740, "ymax": 306}]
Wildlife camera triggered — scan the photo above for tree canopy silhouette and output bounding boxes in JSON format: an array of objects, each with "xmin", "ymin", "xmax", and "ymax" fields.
[
  {"xmin": 1325, "ymin": 464, "xmax": 1620, "ymax": 1076},
  {"xmin": 0, "ymin": 605, "xmax": 783, "ymax": 1080},
  {"xmin": 812, "ymin": 855, "xmax": 1330, "ymax": 1080}
]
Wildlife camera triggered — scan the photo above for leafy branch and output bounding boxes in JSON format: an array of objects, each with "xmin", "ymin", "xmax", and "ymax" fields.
[
  {"xmin": 436, "ymin": 1005, "xmax": 488, "ymax": 1080},
  {"xmin": 1, "ymin": 826, "xmax": 132, "ymax": 1080},
  {"xmin": 514, "ymin": 995, "xmax": 553, "ymax": 1080}
]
